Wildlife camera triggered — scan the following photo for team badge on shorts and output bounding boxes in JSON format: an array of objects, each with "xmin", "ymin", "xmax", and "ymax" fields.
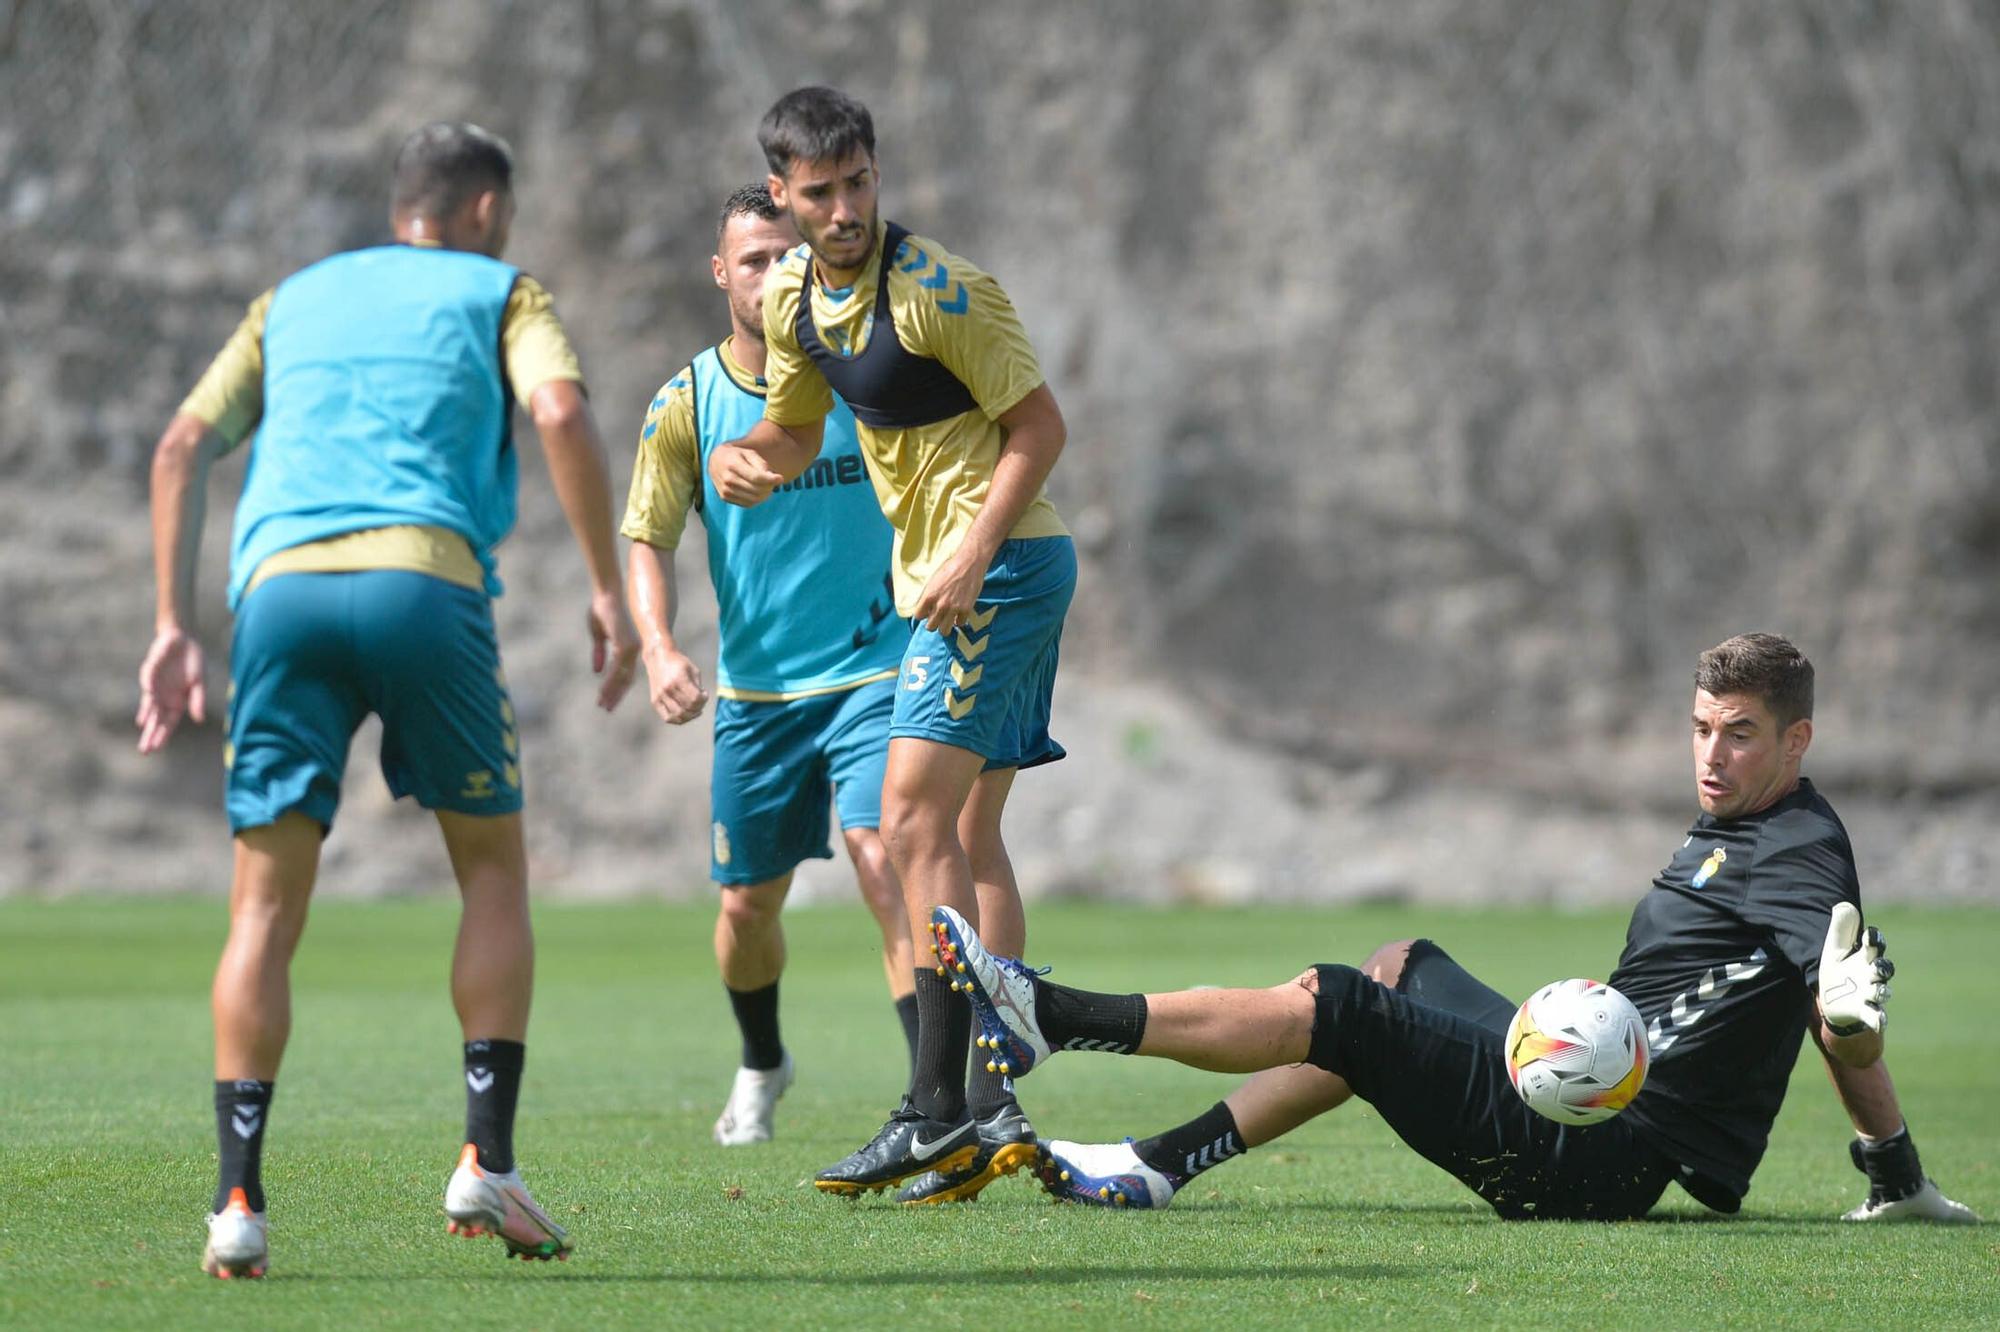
[{"xmin": 713, "ymin": 821, "xmax": 733, "ymax": 867}]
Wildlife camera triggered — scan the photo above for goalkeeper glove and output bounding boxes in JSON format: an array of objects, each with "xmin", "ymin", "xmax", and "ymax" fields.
[{"xmin": 1818, "ymin": 902, "xmax": 1891, "ymax": 1036}]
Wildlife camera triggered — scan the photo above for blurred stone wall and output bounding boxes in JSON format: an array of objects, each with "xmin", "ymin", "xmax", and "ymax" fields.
[{"xmin": 2, "ymin": 0, "xmax": 1995, "ymax": 901}]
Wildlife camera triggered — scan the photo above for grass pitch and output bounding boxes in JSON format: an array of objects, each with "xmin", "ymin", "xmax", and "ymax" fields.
[{"xmin": 2, "ymin": 898, "xmax": 1995, "ymax": 1329}]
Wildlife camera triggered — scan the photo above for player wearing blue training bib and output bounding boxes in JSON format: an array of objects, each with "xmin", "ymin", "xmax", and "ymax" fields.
[
  {"xmin": 140, "ymin": 123, "xmax": 640, "ymax": 1279},
  {"xmin": 623, "ymin": 186, "xmax": 918, "ymax": 1146}
]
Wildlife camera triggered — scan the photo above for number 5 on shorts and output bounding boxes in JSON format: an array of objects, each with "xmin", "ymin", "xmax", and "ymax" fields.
[{"xmin": 903, "ymin": 655, "xmax": 930, "ymax": 691}]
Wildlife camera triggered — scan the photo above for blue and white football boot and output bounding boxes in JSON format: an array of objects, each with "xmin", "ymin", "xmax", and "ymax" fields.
[
  {"xmin": 929, "ymin": 906, "xmax": 1051, "ymax": 1079},
  {"xmin": 1036, "ymin": 1139, "xmax": 1179, "ymax": 1209}
]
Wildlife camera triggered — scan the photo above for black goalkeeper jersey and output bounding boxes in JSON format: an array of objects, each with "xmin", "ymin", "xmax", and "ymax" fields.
[{"xmin": 1609, "ymin": 778, "xmax": 1860, "ymax": 1206}]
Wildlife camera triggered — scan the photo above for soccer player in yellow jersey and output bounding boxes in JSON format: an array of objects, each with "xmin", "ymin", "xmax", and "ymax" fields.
[
  {"xmin": 622, "ymin": 186, "xmax": 920, "ymax": 1146},
  {"xmin": 710, "ymin": 87, "xmax": 1073, "ymax": 1201},
  {"xmin": 138, "ymin": 123, "xmax": 639, "ymax": 1276}
]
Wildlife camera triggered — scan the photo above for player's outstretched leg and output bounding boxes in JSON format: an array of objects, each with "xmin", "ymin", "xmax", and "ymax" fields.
[
  {"xmin": 933, "ymin": 905, "xmax": 1315, "ymax": 1075},
  {"xmin": 1039, "ymin": 1061, "xmax": 1354, "ymax": 1208}
]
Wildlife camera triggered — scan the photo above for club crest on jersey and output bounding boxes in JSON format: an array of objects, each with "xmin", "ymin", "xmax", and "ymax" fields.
[{"xmin": 1691, "ymin": 846, "xmax": 1728, "ymax": 889}]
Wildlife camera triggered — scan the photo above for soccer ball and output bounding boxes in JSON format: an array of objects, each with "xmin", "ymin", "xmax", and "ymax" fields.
[{"xmin": 1503, "ymin": 978, "xmax": 1649, "ymax": 1126}]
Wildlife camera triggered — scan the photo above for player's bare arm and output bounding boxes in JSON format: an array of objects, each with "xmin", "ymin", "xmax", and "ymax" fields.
[
  {"xmin": 709, "ymin": 416, "xmax": 824, "ymax": 507},
  {"xmin": 910, "ymin": 383, "xmax": 1066, "ymax": 631},
  {"xmin": 625, "ymin": 538, "xmax": 707, "ymax": 725},
  {"xmin": 1816, "ymin": 1045, "xmax": 1903, "ymax": 1137},
  {"xmin": 138, "ymin": 411, "xmax": 225, "ymax": 753},
  {"xmin": 530, "ymin": 379, "xmax": 641, "ymax": 709}
]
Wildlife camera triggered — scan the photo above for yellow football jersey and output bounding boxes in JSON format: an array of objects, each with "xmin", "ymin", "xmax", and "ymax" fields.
[
  {"xmin": 762, "ymin": 221, "xmax": 1066, "ymax": 615},
  {"xmin": 179, "ymin": 254, "xmax": 585, "ymax": 592}
]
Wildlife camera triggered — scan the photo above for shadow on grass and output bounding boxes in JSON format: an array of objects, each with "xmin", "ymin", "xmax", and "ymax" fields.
[
  {"xmin": 1185, "ymin": 1199, "xmax": 1490, "ymax": 1218},
  {"xmin": 271, "ymin": 1262, "xmax": 1432, "ymax": 1286},
  {"xmin": 1223, "ymin": 1199, "xmax": 1994, "ymax": 1232}
]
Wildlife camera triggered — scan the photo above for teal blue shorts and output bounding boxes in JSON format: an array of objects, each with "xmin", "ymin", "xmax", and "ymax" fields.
[
  {"xmin": 890, "ymin": 536, "xmax": 1075, "ymax": 770},
  {"xmin": 709, "ymin": 676, "xmax": 894, "ymax": 885},
  {"xmin": 225, "ymin": 570, "xmax": 521, "ymax": 834}
]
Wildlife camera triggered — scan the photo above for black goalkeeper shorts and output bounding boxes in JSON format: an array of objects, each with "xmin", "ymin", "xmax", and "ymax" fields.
[{"xmin": 1303, "ymin": 939, "xmax": 1674, "ymax": 1221}]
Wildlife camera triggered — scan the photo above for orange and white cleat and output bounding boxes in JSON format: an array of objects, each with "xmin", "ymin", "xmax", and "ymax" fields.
[
  {"xmin": 443, "ymin": 1144, "xmax": 573, "ymax": 1261},
  {"xmin": 201, "ymin": 1187, "xmax": 268, "ymax": 1279}
]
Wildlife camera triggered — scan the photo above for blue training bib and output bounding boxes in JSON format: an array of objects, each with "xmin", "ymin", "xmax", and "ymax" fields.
[{"xmin": 688, "ymin": 345, "xmax": 908, "ymax": 696}]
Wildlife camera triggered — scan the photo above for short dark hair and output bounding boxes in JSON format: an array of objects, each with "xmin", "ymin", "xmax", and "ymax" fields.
[
  {"xmin": 758, "ymin": 86, "xmax": 875, "ymax": 178},
  {"xmin": 716, "ymin": 183, "xmax": 783, "ymax": 246},
  {"xmin": 1695, "ymin": 633, "xmax": 1815, "ymax": 729},
  {"xmin": 391, "ymin": 122, "xmax": 514, "ymax": 218}
]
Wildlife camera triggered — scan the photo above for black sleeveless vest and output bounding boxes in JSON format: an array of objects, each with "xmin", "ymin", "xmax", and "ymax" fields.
[{"xmin": 794, "ymin": 221, "xmax": 980, "ymax": 430}]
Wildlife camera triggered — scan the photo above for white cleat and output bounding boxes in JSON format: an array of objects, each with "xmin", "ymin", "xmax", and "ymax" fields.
[
  {"xmin": 201, "ymin": 1187, "xmax": 268, "ymax": 1279},
  {"xmin": 444, "ymin": 1144, "xmax": 573, "ymax": 1261},
  {"xmin": 1843, "ymin": 1178, "xmax": 1980, "ymax": 1224},
  {"xmin": 1037, "ymin": 1140, "xmax": 1179, "ymax": 1209},
  {"xmin": 713, "ymin": 1052, "xmax": 795, "ymax": 1146}
]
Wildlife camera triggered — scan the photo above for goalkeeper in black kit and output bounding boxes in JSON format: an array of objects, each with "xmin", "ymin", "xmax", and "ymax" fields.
[{"xmin": 936, "ymin": 634, "xmax": 1978, "ymax": 1221}]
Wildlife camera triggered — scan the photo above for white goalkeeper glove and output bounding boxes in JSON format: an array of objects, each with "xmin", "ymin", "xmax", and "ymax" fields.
[{"xmin": 1818, "ymin": 902, "xmax": 1892, "ymax": 1036}]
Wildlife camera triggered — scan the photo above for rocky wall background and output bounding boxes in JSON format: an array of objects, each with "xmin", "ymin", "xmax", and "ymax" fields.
[{"xmin": 2, "ymin": 0, "xmax": 1995, "ymax": 903}]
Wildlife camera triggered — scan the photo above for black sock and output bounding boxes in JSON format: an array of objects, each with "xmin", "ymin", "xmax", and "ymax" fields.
[
  {"xmin": 1033, "ymin": 977, "xmax": 1148, "ymax": 1054},
  {"xmin": 726, "ymin": 981, "xmax": 784, "ymax": 1071},
  {"xmin": 1851, "ymin": 1124, "xmax": 1924, "ymax": 1203},
  {"xmin": 966, "ymin": 1032, "xmax": 1016, "ymax": 1119},
  {"xmin": 909, "ymin": 968, "xmax": 971, "ymax": 1122},
  {"xmin": 1133, "ymin": 1100, "xmax": 1245, "ymax": 1183},
  {"xmin": 213, "ymin": 1079, "xmax": 273, "ymax": 1213},
  {"xmin": 463, "ymin": 1039, "xmax": 525, "ymax": 1174},
  {"xmin": 895, "ymin": 993, "xmax": 921, "ymax": 1070}
]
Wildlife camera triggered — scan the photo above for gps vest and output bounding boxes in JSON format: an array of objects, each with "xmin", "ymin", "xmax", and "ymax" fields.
[
  {"xmin": 228, "ymin": 245, "xmax": 520, "ymax": 607},
  {"xmin": 688, "ymin": 345, "xmax": 906, "ymax": 695},
  {"xmin": 793, "ymin": 221, "xmax": 979, "ymax": 429}
]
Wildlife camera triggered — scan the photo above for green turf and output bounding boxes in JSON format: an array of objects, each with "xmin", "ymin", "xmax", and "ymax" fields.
[{"xmin": 2, "ymin": 898, "xmax": 1995, "ymax": 1329}]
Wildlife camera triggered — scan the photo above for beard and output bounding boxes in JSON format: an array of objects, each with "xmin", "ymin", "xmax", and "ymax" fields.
[{"xmin": 811, "ymin": 215, "xmax": 876, "ymax": 272}]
